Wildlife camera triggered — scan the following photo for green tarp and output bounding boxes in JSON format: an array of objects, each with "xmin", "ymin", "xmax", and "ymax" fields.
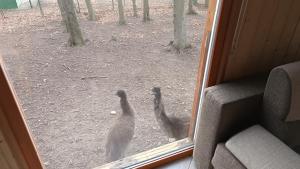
[{"xmin": 0, "ymin": 0, "xmax": 18, "ymax": 9}]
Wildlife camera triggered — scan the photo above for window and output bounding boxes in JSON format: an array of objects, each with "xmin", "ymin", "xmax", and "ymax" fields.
[{"xmin": 0, "ymin": 0, "xmax": 216, "ymax": 168}]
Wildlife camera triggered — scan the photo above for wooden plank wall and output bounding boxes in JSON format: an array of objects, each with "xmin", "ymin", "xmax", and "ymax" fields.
[{"xmin": 221, "ymin": 0, "xmax": 300, "ymax": 81}]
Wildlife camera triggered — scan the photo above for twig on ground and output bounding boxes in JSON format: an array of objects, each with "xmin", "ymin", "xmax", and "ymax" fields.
[{"xmin": 81, "ymin": 76, "xmax": 108, "ymax": 80}]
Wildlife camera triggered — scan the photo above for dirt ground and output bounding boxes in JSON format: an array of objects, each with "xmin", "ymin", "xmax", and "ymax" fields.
[{"xmin": 0, "ymin": 1, "xmax": 207, "ymax": 168}]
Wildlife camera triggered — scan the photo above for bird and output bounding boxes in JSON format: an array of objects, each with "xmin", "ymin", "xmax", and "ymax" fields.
[
  {"xmin": 152, "ymin": 87, "xmax": 190, "ymax": 141},
  {"xmin": 105, "ymin": 90, "xmax": 135, "ymax": 162}
]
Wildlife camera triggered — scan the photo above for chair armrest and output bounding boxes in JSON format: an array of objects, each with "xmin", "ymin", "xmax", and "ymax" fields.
[
  {"xmin": 194, "ymin": 77, "xmax": 266, "ymax": 169},
  {"xmin": 226, "ymin": 125, "xmax": 300, "ymax": 169}
]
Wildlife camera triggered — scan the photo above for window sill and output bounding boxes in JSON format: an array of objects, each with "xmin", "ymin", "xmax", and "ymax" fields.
[{"xmin": 94, "ymin": 138, "xmax": 193, "ymax": 169}]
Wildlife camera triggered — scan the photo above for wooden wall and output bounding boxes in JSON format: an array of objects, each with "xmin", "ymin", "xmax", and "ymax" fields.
[{"xmin": 220, "ymin": 0, "xmax": 300, "ymax": 82}]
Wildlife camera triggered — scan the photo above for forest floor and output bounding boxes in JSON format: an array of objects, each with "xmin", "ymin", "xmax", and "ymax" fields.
[{"xmin": 0, "ymin": 1, "xmax": 207, "ymax": 169}]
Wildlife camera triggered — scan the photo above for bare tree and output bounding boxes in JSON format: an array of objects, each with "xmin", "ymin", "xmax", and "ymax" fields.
[
  {"xmin": 58, "ymin": 0, "xmax": 85, "ymax": 46},
  {"xmin": 28, "ymin": 0, "xmax": 33, "ymax": 8},
  {"xmin": 112, "ymin": 0, "xmax": 115, "ymax": 10},
  {"xmin": 187, "ymin": 0, "xmax": 197, "ymax": 15},
  {"xmin": 85, "ymin": 0, "xmax": 96, "ymax": 20},
  {"xmin": 132, "ymin": 0, "xmax": 138, "ymax": 17},
  {"xmin": 57, "ymin": 0, "xmax": 69, "ymax": 32},
  {"xmin": 205, "ymin": 0, "xmax": 209, "ymax": 7},
  {"xmin": 143, "ymin": 0, "xmax": 150, "ymax": 22},
  {"xmin": 173, "ymin": 0, "xmax": 189, "ymax": 50},
  {"xmin": 37, "ymin": 0, "xmax": 44, "ymax": 16},
  {"xmin": 117, "ymin": 0, "xmax": 126, "ymax": 24},
  {"xmin": 75, "ymin": 0, "xmax": 81, "ymax": 13}
]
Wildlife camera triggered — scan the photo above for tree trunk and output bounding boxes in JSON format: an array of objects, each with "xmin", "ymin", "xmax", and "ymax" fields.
[
  {"xmin": 57, "ymin": 0, "xmax": 69, "ymax": 32},
  {"xmin": 112, "ymin": 0, "xmax": 115, "ymax": 10},
  {"xmin": 85, "ymin": 0, "xmax": 96, "ymax": 20},
  {"xmin": 75, "ymin": 0, "xmax": 81, "ymax": 13},
  {"xmin": 37, "ymin": 0, "xmax": 44, "ymax": 16},
  {"xmin": 28, "ymin": 0, "xmax": 33, "ymax": 8},
  {"xmin": 132, "ymin": 0, "xmax": 138, "ymax": 17},
  {"xmin": 117, "ymin": 0, "xmax": 126, "ymax": 24},
  {"xmin": 143, "ymin": 0, "xmax": 150, "ymax": 22},
  {"xmin": 59, "ymin": 0, "xmax": 85, "ymax": 46},
  {"xmin": 187, "ymin": 0, "xmax": 197, "ymax": 15},
  {"xmin": 205, "ymin": 0, "xmax": 209, "ymax": 7},
  {"xmin": 173, "ymin": 0, "xmax": 188, "ymax": 50}
]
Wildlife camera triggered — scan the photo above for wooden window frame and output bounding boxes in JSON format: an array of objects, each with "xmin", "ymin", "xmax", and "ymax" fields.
[
  {"xmin": 0, "ymin": 60, "xmax": 44, "ymax": 169},
  {"xmin": 0, "ymin": 0, "xmax": 242, "ymax": 167}
]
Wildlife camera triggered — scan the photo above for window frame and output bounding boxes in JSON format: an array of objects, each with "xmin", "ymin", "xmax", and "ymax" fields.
[{"xmin": 0, "ymin": 0, "xmax": 243, "ymax": 167}]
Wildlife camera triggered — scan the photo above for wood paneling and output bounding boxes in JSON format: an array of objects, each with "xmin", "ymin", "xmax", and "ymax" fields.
[{"xmin": 221, "ymin": 0, "xmax": 300, "ymax": 81}]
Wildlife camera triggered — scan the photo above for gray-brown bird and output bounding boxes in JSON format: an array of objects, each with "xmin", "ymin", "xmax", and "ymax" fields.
[
  {"xmin": 152, "ymin": 87, "xmax": 189, "ymax": 140},
  {"xmin": 105, "ymin": 90, "xmax": 135, "ymax": 162}
]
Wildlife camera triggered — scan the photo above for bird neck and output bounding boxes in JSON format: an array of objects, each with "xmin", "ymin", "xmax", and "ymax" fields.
[
  {"xmin": 154, "ymin": 97, "xmax": 167, "ymax": 116},
  {"xmin": 120, "ymin": 98, "xmax": 133, "ymax": 115}
]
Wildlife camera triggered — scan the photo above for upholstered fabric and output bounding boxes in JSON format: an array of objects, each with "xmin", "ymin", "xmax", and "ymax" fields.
[
  {"xmin": 276, "ymin": 61, "xmax": 300, "ymax": 122},
  {"xmin": 263, "ymin": 61, "xmax": 300, "ymax": 153},
  {"xmin": 212, "ymin": 143, "xmax": 246, "ymax": 169},
  {"xmin": 226, "ymin": 125, "xmax": 300, "ymax": 169},
  {"xmin": 193, "ymin": 77, "xmax": 266, "ymax": 169}
]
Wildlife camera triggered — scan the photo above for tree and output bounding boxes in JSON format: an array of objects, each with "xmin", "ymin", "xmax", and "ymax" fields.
[
  {"xmin": 132, "ymin": 0, "xmax": 138, "ymax": 17},
  {"xmin": 58, "ymin": 0, "xmax": 85, "ymax": 46},
  {"xmin": 74, "ymin": 0, "xmax": 81, "ymax": 13},
  {"xmin": 57, "ymin": 0, "xmax": 69, "ymax": 32},
  {"xmin": 37, "ymin": 0, "xmax": 44, "ymax": 16},
  {"xmin": 187, "ymin": 0, "xmax": 197, "ymax": 15},
  {"xmin": 85, "ymin": 0, "xmax": 96, "ymax": 20},
  {"xmin": 112, "ymin": 0, "xmax": 115, "ymax": 10},
  {"xmin": 205, "ymin": 0, "xmax": 209, "ymax": 7},
  {"xmin": 173, "ymin": 0, "xmax": 189, "ymax": 50},
  {"xmin": 117, "ymin": 0, "xmax": 126, "ymax": 24},
  {"xmin": 143, "ymin": 0, "xmax": 150, "ymax": 22},
  {"xmin": 28, "ymin": 0, "xmax": 33, "ymax": 8}
]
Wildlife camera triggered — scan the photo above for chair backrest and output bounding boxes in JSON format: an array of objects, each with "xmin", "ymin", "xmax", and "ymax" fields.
[{"xmin": 262, "ymin": 61, "xmax": 300, "ymax": 153}]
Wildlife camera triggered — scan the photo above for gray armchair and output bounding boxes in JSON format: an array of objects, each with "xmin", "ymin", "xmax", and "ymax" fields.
[{"xmin": 193, "ymin": 61, "xmax": 300, "ymax": 169}]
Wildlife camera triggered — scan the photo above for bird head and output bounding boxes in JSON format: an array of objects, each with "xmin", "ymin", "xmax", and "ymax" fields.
[
  {"xmin": 116, "ymin": 90, "xmax": 127, "ymax": 99},
  {"xmin": 152, "ymin": 87, "xmax": 161, "ymax": 98}
]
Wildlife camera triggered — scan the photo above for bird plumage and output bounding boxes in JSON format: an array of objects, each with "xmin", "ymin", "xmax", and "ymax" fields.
[
  {"xmin": 105, "ymin": 90, "xmax": 135, "ymax": 162},
  {"xmin": 152, "ymin": 87, "xmax": 189, "ymax": 140}
]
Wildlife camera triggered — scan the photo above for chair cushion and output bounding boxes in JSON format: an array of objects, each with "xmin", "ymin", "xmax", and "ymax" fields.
[
  {"xmin": 212, "ymin": 143, "xmax": 246, "ymax": 169},
  {"xmin": 225, "ymin": 125, "xmax": 300, "ymax": 169}
]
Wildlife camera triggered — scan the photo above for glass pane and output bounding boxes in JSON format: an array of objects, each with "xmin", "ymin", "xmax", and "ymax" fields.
[{"xmin": 0, "ymin": 0, "xmax": 208, "ymax": 168}]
